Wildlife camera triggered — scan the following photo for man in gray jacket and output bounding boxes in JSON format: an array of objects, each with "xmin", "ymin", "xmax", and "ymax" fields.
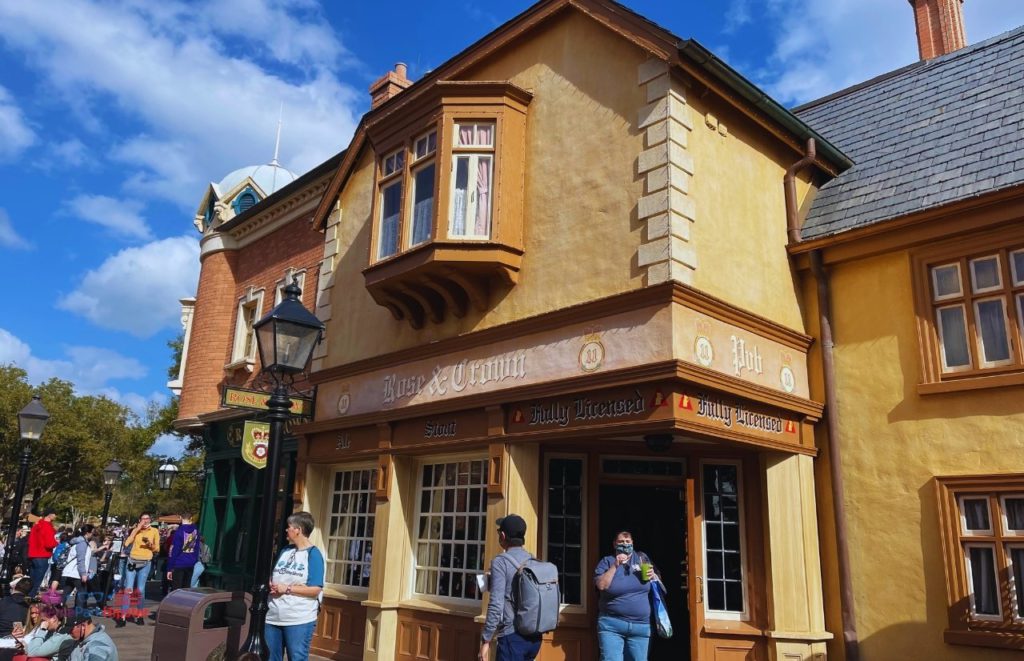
[
  {"xmin": 64, "ymin": 614, "xmax": 118, "ymax": 661},
  {"xmin": 62, "ymin": 524, "xmax": 95, "ymax": 614},
  {"xmin": 478, "ymin": 514, "xmax": 541, "ymax": 661}
]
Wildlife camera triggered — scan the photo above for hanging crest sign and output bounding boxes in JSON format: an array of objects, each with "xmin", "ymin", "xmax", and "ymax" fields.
[{"xmin": 241, "ymin": 421, "xmax": 271, "ymax": 469}]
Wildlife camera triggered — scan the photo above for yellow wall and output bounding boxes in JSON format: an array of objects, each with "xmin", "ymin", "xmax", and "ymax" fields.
[
  {"xmin": 685, "ymin": 88, "xmax": 807, "ymax": 330},
  {"xmin": 816, "ymin": 249, "xmax": 1024, "ymax": 660}
]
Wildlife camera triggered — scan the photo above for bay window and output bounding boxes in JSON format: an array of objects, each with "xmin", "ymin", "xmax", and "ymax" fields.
[{"xmin": 362, "ymin": 81, "xmax": 531, "ymax": 328}]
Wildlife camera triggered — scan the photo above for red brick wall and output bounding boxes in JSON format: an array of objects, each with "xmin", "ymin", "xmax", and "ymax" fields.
[{"xmin": 176, "ymin": 210, "xmax": 324, "ymax": 424}]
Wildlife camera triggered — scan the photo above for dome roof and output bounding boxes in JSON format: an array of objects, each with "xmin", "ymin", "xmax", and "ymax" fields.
[{"xmin": 215, "ymin": 162, "xmax": 298, "ymax": 197}]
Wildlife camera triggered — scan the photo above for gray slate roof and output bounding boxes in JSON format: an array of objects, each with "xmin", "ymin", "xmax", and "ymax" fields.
[{"xmin": 793, "ymin": 25, "xmax": 1024, "ymax": 240}]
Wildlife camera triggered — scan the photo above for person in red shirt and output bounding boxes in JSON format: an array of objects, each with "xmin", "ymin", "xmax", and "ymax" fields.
[{"xmin": 26, "ymin": 509, "xmax": 58, "ymax": 597}]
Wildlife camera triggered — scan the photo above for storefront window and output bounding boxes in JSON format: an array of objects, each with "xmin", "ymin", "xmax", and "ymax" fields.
[
  {"xmin": 413, "ymin": 459, "xmax": 489, "ymax": 600},
  {"xmin": 547, "ymin": 457, "xmax": 584, "ymax": 605},
  {"xmin": 325, "ymin": 468, "xmax": 377, "ymax": 588},
  {"xmin": 703, "ymin": 462, "xmax": 746, "ymax": 618}
]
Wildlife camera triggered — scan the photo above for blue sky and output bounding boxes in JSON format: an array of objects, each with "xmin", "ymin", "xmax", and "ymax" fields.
[{"xmin": 1, "ymin": 0, "xmax": 1022, "ymax": 457}]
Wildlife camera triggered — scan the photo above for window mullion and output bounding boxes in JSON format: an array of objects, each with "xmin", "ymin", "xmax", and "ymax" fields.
[{"xmin": 961, "ymin": 257, "xmax": 983, "ymax": 371}]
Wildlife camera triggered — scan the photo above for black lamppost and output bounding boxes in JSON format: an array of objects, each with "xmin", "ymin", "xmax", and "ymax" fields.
[
  {"xmin": 101, "ymin": 461, "xmax": 123, "ymax": 528},
  {"xmin": 0, "ymin": 396, "xmax": 50, "ymax": 596},
  {"xmin": 239, "ymin": 280, "xmax": 323, "ymax": 660}
]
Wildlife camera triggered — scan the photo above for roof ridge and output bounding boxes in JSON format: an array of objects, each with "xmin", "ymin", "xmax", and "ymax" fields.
[{"xmin": 794, "ymin": 23, "xmax": 1024, "ymax": 114}]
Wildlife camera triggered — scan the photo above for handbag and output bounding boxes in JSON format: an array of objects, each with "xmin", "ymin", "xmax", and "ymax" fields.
[{"xmin": 649, "ymin": 579, "xmax": 673, "ymax": 639}]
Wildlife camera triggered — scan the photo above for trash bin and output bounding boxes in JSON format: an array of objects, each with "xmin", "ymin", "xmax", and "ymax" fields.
[{"xmin": 151, "ymin": 588, "xmax": 251, "ymax": 660}]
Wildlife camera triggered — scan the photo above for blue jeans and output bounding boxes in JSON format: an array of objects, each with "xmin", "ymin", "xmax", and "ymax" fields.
[
  {"xmin": 496, "ymin": 631, "xmax": 541, "ymax": 660},
  {"xmin": 29, "ymin": 558, "xmax": 50, "ymax": 596},
  {"xmin": 191, "ymin": 561, "xmax": 204, "ymax": 587},
  {"xmin": 265, "ymin": 620, "xmax": 316, "ymax": 661},
  {"xmin": 121, "ymin": 559, "xmax": 151, "ymax": 616},
  {"xmin": 597, "ymin": 614, "xmax": 651, "ymax": 661}
]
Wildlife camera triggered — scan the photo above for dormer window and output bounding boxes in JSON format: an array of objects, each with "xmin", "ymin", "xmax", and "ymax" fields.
[
  {"xmin": 362, "ymin": 81, "xmax": 531, "ymax": 328},
  {"xmin": 204, "ymin": 197, "xmax": 217, "ymax": 227}
]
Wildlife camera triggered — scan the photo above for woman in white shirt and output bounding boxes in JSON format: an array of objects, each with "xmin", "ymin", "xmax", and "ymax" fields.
[{"xmin": 265, "ymin": 512, "xmax": 324, "ymax": 661}]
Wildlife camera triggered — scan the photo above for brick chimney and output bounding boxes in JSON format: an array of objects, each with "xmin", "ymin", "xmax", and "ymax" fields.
[
  {"xmin": 909, "ymin": 0, "xmax": 967, "ymax": 60},
  {"xmin": 369, "ymin": 62, "xmax": 412, "ymax": 109}
]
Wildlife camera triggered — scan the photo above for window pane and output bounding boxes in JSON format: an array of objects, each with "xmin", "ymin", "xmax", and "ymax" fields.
[
  {"xmin": 410, "ymin": 163, "xmax": 435, "ymax": 246},
  {"xmin": 1005, "ymin": 498, "xmax": 1024, "ymax": 532},
  {"xmin": 932, "ymin": 264, "xmax": 962, "ymax": 299},
  {"xmin": 378, "ymin": 182, "xmax": 402, "ymax": 259},
  {"xmin": 962, "ymin": 497, "xmax": 991, "ymax": 532},
  {"xmin": 1012, "ymin": 547, "xmax": 1024, "ymax": 617},
  {"xmin": 547, "ymin": 458, "xmax": 584, "ymax": 605},
  {"xmin": 937, "ymin": 306, "xmax": 971, "ymax": 370},
  {"xmin": 473, "ymin": 155, "xmax": 493, "ymax": 237},
  {"xmin": 970, "ymin": 256, "xmax": 1002, "ymax": 292},
  {"xmin": 451, "ymin": 156, "xmax": 470, "ymax": 236},
  {"xmin": 325, "ymin": 468, "xmax": 377, "ymax": 588},
  {"xmin": 703, "ymin": 464, "xmax": 743, "ymax": 614},
  {"xmin": 1012, "ymin": 250, "xmax": 1024, "ymax": 286},
  {"xmin": 975, "ymin": 299, "xmax": 1011, "ymax": 363},
  {"xmin": 967, "ymin": 545, "xmax": 1000, "ymax": 616}
]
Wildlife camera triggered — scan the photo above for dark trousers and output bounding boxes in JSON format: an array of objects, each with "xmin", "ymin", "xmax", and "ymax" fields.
[
  {"xmin": 28, "ymin": 557, "xmax": 49, "ymax": 596},
  {"xmin": 496, "ymin": 632, "xmax": 541, "ymax": 661},
  {"xmin": 63, "ymin": 576, "xmax": 88, "ymax": 613},
  {"xmin": 170, "ymin": 567, "xmax": 194, "ymax": 590}
]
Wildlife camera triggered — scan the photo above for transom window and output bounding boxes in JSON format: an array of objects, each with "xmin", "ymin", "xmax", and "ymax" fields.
[
  {"xmin": 413, "ymin": 459, "xmax": 489, "ymax": 601},
  {"xmin": 937, "ymin": 475, "xmax": 1024, "ymax": 649},
  {"xmin": 324, "ymin": 467, "xmax": 377, "ymax": 588},
  {"xmin": 702, "ymin": 462, "xmax": 746, "ymax": 619},
  {"xmin": 928, "ymin": 247, "xmax": 1023, "ymax": 375}
]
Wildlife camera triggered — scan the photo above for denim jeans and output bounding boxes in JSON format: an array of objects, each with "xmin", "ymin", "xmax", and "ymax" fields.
[
  {"xmin": 496, "ymin": 631, "xmax": 542, "ymax": 660},
  {"xmin": 597, "ymin": 614, "xmax": 651, "ymax": 661},
  {"xmin": 28, "ymin": 558, "xmax": 49, "ymax": 596},
  {"xmin": 265, "ymin": 620, "xmax": 316, "ymax": 661},
  {"xmin": 191, "ymin": 561, "xmax": 204, "ymax": 588},
  {"xmin": 121, "ymin": 559, "xmax": 151, "ymax": 617}
]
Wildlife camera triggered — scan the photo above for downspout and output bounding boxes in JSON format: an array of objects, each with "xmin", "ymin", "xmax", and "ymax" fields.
[
  {"xmin": 810, "ymin": 249, "xmax": 860, "ymax": 661},
  {"xmin": 784, "ymin": 138, "xmax": 816, "ymax": 244}
]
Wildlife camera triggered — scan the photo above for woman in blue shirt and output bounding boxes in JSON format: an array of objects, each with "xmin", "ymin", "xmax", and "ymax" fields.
[
  {"xmin": 593, "ymin": 530, "xmax": 659, "ymax": 661},
  {"xmin": 266, "ymin": 511, "xmax": 325, "ymax": 661}
]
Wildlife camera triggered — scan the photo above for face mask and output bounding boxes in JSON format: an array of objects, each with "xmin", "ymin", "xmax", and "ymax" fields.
[{"xmin": 615, "ymin": 543, "xmax": 634, "ymax": 555}]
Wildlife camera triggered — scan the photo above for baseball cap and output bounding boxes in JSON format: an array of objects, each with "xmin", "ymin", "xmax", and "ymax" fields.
[
  {"xmin": 59, "ymin": 613, "xmax": 91, "ymax": 635},
  {"xmin": 496, "ymin": 514, "xmax": 527, "ymax": 541}
]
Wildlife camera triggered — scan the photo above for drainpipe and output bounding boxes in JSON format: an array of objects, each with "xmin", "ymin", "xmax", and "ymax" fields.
[
  {"xmin": 810, "ymin": 249, "xmax": 860, "ymax": 661},
  {"xmin": 785, "ymin": 138, "xmax": 817, "ymax": 244}
]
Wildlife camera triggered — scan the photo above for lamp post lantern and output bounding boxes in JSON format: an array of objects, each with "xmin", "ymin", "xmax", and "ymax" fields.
[
  {"xmin": 101, "ymin": 461, "xmax": 123, "ymax": 529},
  {"xmin": 156, "ymin": 463, "xmax": 180, "ymax": 491},
  {"xmin": 240, "ymin": 279, "xmax": 323, "ymax": 660},
  {"xmin": 1, "ymin": 396, "xmax": 50, "ymax": 597}
]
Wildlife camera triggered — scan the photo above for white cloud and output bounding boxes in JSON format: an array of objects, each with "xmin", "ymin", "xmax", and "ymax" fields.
[
  {"xmin": 0, "ymin": 209, "xmax": 31, "ymax": 250},
  {"xmin": 52, "ymin": 138, "xmax": 89, "ymax": 167},
  {"xmin": 723, "ymin": 0, "xmax": 752, "ymax": 34},
  {"xmin": 149, "ymin": 432, "xmax": 187, "ymax": 459},
  {"xmin": 0, "ymin": 0, "xmax": 361, "ymax": 207},
  {"xmin": 755, "ymin": 0, "xmax": 1024, "ymax": 106},
  {"xmin": 0, "ymin": 327, "xmax": 152, "ymax": 395},
  {"xmin": 57, "ymin": 235, "xmax": 200, "ymax": 338},
  {"xmin": 64, "ymin": 194, "xmax": 153, "ymax": 241},
  {"xmin": 0, "ymin": 85, "xmax": 35, "ymax": 160}
]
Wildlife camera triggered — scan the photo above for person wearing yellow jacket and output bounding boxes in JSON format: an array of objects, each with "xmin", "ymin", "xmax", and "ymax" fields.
[{"xmin": 116, "ymin": 513, "xmax": 160, "ymax": 627}]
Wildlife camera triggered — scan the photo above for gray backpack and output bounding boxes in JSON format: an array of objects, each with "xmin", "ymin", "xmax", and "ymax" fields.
[{"xmin": 511, "ymin": 556, "xmax": 560, "ymax": 636}]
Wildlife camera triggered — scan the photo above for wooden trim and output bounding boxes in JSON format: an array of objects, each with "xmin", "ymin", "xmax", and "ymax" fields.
[
  {"xmin": 790, "ymin": 184, "xmax": 1024, "ymax": 267},
  {"xmin": 918, "ymin": 371, "xmax": 1024, "ymax": 395},
  {"xmin": 311, "ymin": 282, "xmax": 812, "ymax": 384}
]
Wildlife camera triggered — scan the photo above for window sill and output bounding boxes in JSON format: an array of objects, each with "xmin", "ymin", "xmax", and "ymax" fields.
[
  {"xmin": 397, "ymin": 596, "xmax": 481, "ymax": 618},
  {"xmin": 224, "ymin": 358, "xmax": 255, "ymax": 373},
  {"xmin": 363, "ymin": 240, "xmax": 523, "ymax": 328},
  {"xmin": 702, "ymin": 620, "xmax": 764, "ymax": 637},
  {"xmin": 944, "ymin": 627, "xmax": 1024, "ymax": 650},
  {"xmin": 918, "ymin": 370, "xmax": 1024, "ymax": 395}
]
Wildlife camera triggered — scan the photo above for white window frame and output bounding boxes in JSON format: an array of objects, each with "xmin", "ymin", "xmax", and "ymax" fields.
[
  {"xmin": 972, "ymin": 296, "xmax": 1014, "ymax": 368},
  {"xmin": 935, "ymin": 304, "xmax": 972, "ymax": 373},
  {"xmin": 959, "ymin": 495, "xmax": 994, "ymax": 535},
  {"xmin": 1001, "ymin": 496, "xmax": 1024, "ymax": 537},
  {"xmin": 274, "ymin": 268, "xmax": 307, "ymax": 305},
  {"xmin": 964, "ymin": 542, "xmax": 1003, "ymax": 621},
  {"xmin": 1011, "ymin": 249, "xmax": 1024, "ymax": 286},
  {"xmin": 410, "ymin": 453, "xmax": 490, "ymax": 606},
  {"xmin": 932, "ymin": 262, "xmax": 964, "ymax": 301},
  {"xmin": 322, "ymin": 463, "xmax": 377, "ymax": 595},
  {"xmin": 700, "ymin": 459, "xmax": 749, "ymax": 622},
  {"xmin": 407, "ymin": 131, "xmax": 437, "ymax": 249},
  {"xmin": 377, "ymin": 147, "xmax": 405, "ymax": 261},
  {"xmin": 1007, "ymin": 543, "xmax": 1024, "ymax": 622},
  {"xmin": 448, "ymin": 122, "xmax": 495, "ymax": 241},
  {"xmin": 969, "ymin": 255, "xmax": 1004, "ymax": 294},
  {"xmin": 228, "ymin": 287, "xmax": 264, "ymax": 367},
  {"xmin": 542, "ymin": 453, "xmax": 587, "ymax": 612}
]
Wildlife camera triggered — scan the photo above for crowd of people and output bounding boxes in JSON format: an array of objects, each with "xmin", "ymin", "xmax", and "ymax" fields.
[{"xmin": 0, "ymin": 509, "xmax": 211, "ymax": 660}]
